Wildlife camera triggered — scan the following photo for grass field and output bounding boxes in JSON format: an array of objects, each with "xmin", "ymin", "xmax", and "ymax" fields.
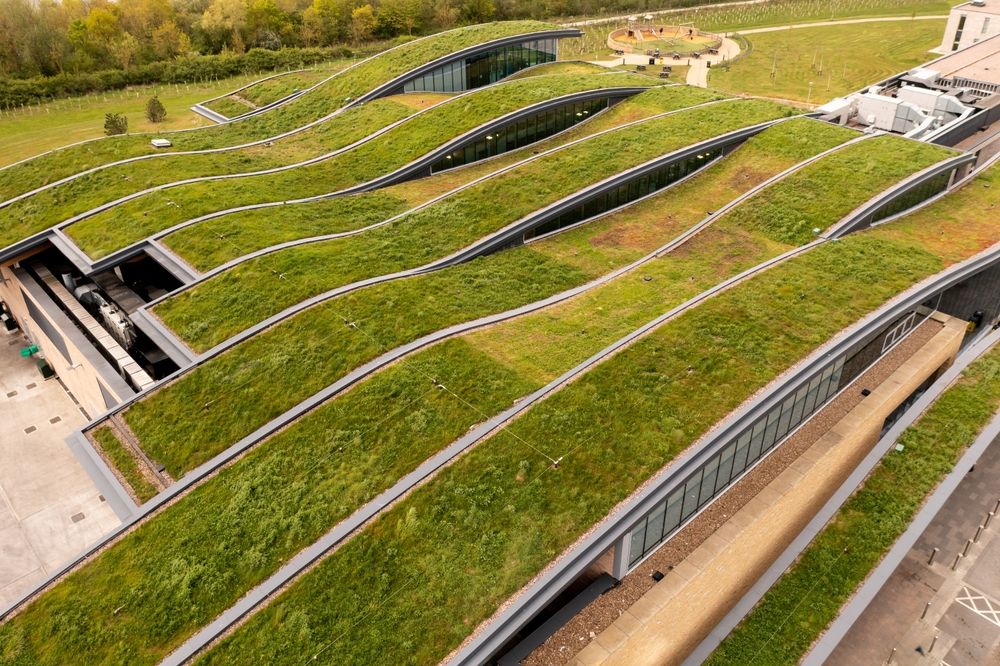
[
  {"xmin": 0, "ymin": 75, "xmax": 260, "ymax": 167},
  {"xmin": 202, "ymin": 61, "xmax": 350, "ymax": 118},
  {"xmin": 62, "ymin": 72, "xmax": 651, "ymax": 258},
  {"xmin": 152, "ymin": 94, "xmax": 776, "ymax": 351},
  {"xmin": 194, "ymin": 174, "xmax": 1000, "ymax": 666},
  {"xmin": 563, "ymin": 0, "xmax": 951, "ymax": 62},
  {"xmin": 0, "ymin": 118, "xmax": 865, "ymax": 665},
  {"xmin": 506, "ymin": 61, "xmax": 611, "ymax": 79},
  {"xmin": 156, "ymin": 84, "xmax": 714, "ymax": 270},
  {"xmin": 135, "ymin": 125, "xmax": 947, "ymax": 484},
  {"xmin": 708, "ymin": 19, "xmax": 946, "ymax": 103},
  {"xmin": 0, "ymin": 21, "xmax": 557, "ymax": 206},
  {"xmin": 0, "ymin": 117, "xmax": 966, "ymax": 666}
]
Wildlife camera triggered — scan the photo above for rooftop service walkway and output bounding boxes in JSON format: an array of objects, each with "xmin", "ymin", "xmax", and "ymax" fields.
[
  {"xmin": 827, "ymin": 425, "xmax": 1000, "ymax": 665},
  {"xmin": 566, "ymin": 312, "xmax": 967, "ymax": 666}
]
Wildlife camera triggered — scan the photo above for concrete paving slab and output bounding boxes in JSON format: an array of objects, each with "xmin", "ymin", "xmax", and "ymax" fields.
[
  {"xmin": 0, "ymin": 329, "xmax": 120, "ymax": 608},
  {"xmin": 829, "ymin": 433, "xmax": 1000, "ymax": 666},
  {"xmin": 0, "ymin": 525, "xmax": 40, "ymax": 588}
]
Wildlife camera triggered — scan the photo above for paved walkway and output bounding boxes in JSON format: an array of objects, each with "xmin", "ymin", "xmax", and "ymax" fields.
[
  {"xmin": 591, "ymin": 15, "xmax": 946, "ymax": 89},
  {"xmin": 570, "ymin": 315, "xmax": 965, "ymax": 666},
  {"xmin": 730, "ymin": 15, "xmax": 948, "ymax": 36},
  {"xmin": 0, "ymin": 329, "xmax": 119, "ymax": 608},
  {"xmin": 827, "ymin": 433, "xmax": 1000, "ymax": 666}
]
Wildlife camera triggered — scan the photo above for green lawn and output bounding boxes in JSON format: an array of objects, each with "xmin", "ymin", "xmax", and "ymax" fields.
[
  {"xmin": 709, "ymin": 19, "xmax": 945, "ymax": 103},
  {"xmin": 505, "ymin": 61, "xmax": 611, "ymax": 79},
  {"xmin": 156, "ymin": 84, "xmax": 723, "ymax": 271},
  {"xmin": 152, "ymin": 93, "xmax": 783, "ymax": 351},
  {"xmin": 563, "ymin": 0, "xmax": 953, "ymax": 61},
  {"xmin": 707, "ymin": 223, "xmax": 1000, "ymax": 663},
  {"xmin": 131, "ymin": 123, "xmax": 947, "ymax": 483},
  {"xmin": 63, "ymin": 72, "xmax": 652, "ymax": 258},
  {"xmin": 0, "ymin": 21, "xmax": 557, "ymax": 206},
  {"xmin": 202, "ymin": 63, "xmax": 348, "ymax": 118},
  {"xmin": 192, "ymin": 172, "xmax": 998, "ymax": 666},
  {"xmin": 0, "ymin": 117, "xmax": 873, "ymax": 666},
  {"xmin": 0, "ymin": 117, "xmax": 968, "ymax": 666},
  {"xmin": 0, "ymin": 97, "xmax": 417, "ymax": 251},
  {"xmin": 90, "ymin": 426, "xmax": 159, "ymax": 504},
  {"xmin": 0, "ymin": 75, "xmax": 259, "ymax": 167}
]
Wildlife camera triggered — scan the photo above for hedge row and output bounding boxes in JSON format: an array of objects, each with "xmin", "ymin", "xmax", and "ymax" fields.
[{"xmin": 0, "ymin": 45, "xmax": 380, "ymax": 108}]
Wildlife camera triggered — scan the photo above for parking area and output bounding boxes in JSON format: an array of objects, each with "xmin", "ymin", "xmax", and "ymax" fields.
[
  {"xmin": 0, "ymin": 328, "xmax": 119, "ymax": 609},
  {"xmin": 827, "ymin": 433, "xmax": 1000, "ymax": 665}
]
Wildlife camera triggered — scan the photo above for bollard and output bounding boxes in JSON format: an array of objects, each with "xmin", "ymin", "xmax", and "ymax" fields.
[
  {"xmin": 964, "ymin": 539, "xmax": 972, "ymax": 556},
  {"xmin": 976, "ymin": 525, "xmax": 985, "ymax": 543},
  {"xmin": 929, "ymin": 634, "xmax": 938, "ymax": 653},
  {"xmin": 922, "ymin": 601, "xmax": 931, "ymax": 619},
  {"xmin": 987, "ymin": 511, "xmax": 995, "ymax": 529},
  {"xmin": 994, "ymin": 498, "xmax": 1000, "ymax": 514},
  {"xmin": 886, "ymin": 646, "xmax": 896, "ymax": 664},
  {"xmin": 928, "ymin": 547, "xmax": 939, "ymax": 565},
  {"xmin": 952, "ymin": 553, "xmax": 962, "ymax": 570}
]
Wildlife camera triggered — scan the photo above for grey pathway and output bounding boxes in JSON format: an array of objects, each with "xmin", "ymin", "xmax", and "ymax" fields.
[
  {"xmin": 732, "ymin": 15, "xmax": 948, "ymax": 36},
  {"xmin": 826, "ymin": 431, "xmax": 1000, "ymax": 665},
  {"xmin": 0, "ymin": 329, "xmax": 119, "ymax": 608}
]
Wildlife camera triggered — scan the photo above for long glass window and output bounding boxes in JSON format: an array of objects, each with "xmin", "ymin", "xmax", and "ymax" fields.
[
  {"xmin": 402, "ymin": 38, "xmax": 557, "ymax": 94},
  {"xmin": 626, "ymin": 304, "xmax": 935, "ymax": 568},
  {"xmin": 430, "ymin": 97, "xmax": 608, "ymax": 173},
  {"xmin": 869, "ymin": 170, "xmax": 952, "ymax": 226},
  {"xmin": 524, "ymin": 148, "xmax": 723, "ymax": 241}
]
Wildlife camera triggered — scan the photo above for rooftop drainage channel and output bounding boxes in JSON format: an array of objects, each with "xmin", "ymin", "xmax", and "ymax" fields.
[
  {"xmin": 189, "ymin": 104, "xmax": 229, "ymax": 124},
  {"xmin": 497, "ymin": 574, "xmax": 617, "ymax": 666},
  {"xmin": 0, "ymin": 126, "xmax": 847, "ymax": 630},
  {"xmin": 0, "ymin": 27, "xmax": 580, "ymax": 213},
  {"xmin": 690, "ymin": 326, "xmax": 1000, "ymax": 666},
  {"xmin": 447, "ymin": 239, "xmax": 1000, "ymax": 666}
]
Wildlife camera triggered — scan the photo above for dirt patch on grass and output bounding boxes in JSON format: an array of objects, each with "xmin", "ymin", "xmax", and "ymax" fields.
[
  {"xmin": 724, "ymin": 164, "xmax": 771, "ymax": 191},
  {"xmin": 587, "ymin": 213, "xmax": 680, "ymax": 250}
]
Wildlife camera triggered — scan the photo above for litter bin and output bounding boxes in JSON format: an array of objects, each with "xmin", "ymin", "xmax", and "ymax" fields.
[{"xmin": 36, "ymin": 359, "xmax": 54, "ymax": 379}]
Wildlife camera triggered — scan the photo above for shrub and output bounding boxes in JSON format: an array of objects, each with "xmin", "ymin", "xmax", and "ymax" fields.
[
  {"xmin": 145, "ymin": 96, "xmax": 167, "ymax": 123},
  {"xmin": 103, "ymin": 112, "xmax": 128, "ymax": 136},
  {"xmin": 0, "ymin": 45, "xmax": 365, "ymax": 108}
]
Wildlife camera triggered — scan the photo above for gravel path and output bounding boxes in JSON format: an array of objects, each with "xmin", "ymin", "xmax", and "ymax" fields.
[{"xmin": 525, "ymin": 319, "xmax": 942, "ymax": 666}]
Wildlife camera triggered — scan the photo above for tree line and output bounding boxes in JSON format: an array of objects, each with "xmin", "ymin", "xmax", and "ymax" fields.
[{"xmin": 0, "ymin": 0, "xmax": 716, "ymax": 79}]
